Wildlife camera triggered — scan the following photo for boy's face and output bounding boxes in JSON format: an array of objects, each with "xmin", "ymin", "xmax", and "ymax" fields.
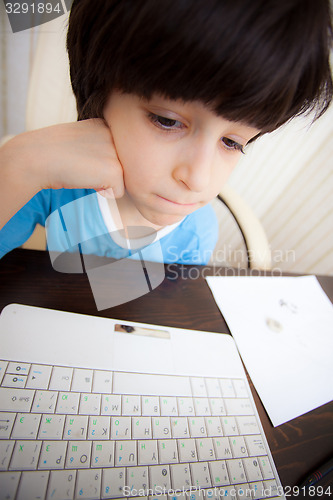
[{"xmin": 104, "ymin": 91, "xmax": 259, "ymax": 228}]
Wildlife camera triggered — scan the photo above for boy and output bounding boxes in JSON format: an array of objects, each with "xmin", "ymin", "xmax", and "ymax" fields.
[{"xmin": 0, "ymin": 0, "xmax": 332, "ymax": 265}]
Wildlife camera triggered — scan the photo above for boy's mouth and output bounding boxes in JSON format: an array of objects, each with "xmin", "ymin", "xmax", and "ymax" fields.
[{"xmin": 157, "ymin": 195, "xmax": 198, "ymax": 207}]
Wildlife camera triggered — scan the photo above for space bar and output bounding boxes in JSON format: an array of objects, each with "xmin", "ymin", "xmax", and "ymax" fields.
[{"xmin": 113, "ymin": 371, "xmax": 192, "ymax": 396}]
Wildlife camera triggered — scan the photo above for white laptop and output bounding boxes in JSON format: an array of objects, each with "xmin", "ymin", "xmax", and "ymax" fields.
[{"xmin": 0, "ymin": 304, "xmax": 285, "ymax": 500}]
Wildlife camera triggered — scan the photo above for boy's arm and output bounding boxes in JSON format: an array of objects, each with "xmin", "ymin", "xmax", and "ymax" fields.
[{"xmin": 0, "ymin": 119, "xmax": 124, "ymax": 231}]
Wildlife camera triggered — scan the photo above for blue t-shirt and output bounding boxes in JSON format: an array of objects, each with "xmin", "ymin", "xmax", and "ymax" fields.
[{"xmin": 0, "ymin": 189, "xmax": 218, "ymax": 265}]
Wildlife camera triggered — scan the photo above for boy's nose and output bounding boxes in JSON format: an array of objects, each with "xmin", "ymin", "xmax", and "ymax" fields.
[{"xmin": 173, "ymin": 142, "xmax": 214, "ymax": 193}]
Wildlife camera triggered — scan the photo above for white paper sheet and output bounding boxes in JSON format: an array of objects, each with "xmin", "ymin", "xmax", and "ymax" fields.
[{"xmin": 206, "ymin": 275, "xmax": 333, "ymax": 426}]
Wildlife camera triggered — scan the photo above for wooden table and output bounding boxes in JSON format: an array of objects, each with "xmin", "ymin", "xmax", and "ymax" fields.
[{"xmin": 0, "ymin": 248, "xmax": 332, "ymax": 495}]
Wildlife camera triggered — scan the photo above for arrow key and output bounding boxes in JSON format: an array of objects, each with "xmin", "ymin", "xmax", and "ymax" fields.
[
  {"xmin": 26, "ymin": 364, "xmax": 52, "ymax": 390},
  {"xmin": 0, "ymin": 412, "xmax": 16, "ymax": 439}
]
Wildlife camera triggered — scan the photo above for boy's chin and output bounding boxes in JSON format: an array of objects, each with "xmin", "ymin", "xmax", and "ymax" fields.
[{"xmin": 139, "ymin": 208, "xmax": 185, "ymax": 229}]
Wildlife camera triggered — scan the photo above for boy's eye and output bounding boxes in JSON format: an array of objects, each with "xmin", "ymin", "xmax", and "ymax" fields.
[
  {"xmin": 221, "ymin": 137, "xmax": 245, "ymax": 154},
  {"xmin": 148, "ymin": 113, "xmax": 183, "ymax": 130}
]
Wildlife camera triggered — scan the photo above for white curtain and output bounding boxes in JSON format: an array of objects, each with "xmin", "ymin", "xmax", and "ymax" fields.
[
  {"xmin": 212, "ymin": 109, "xmax": 333, "ymax": 275},
  {"xmin": 0, "ymin": 4, "xmax": 40, "ymax": 138}
]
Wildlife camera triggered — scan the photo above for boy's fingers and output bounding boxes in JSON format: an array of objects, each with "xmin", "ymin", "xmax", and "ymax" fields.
[{"xmin": 97, "ymin": 187, "xmax": 119, "ymax": 199}]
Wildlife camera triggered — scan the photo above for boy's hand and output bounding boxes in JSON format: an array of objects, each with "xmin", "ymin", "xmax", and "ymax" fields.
[
  {"xmin": 0, "ymin": 119, "xmax": 125, "ymax": 229},
  {"xmin": 21, "ymin": 119, "xmax": 124, "ymax": 197}
]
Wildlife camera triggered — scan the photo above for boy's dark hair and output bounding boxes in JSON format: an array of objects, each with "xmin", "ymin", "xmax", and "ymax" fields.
[{"xmin": 67, "ymin": 0, "xmax": 333, "ymax": 134}]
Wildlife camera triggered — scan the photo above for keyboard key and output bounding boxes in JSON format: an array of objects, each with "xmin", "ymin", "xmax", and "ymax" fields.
[
  {"xmin": 114, "ymin": 372, "xmax": 192, "ymax": 397},
  {"xmin": 244, "ymin": 435, "xmax": 266, "ymax": 456},
  {"xmin": 56, "ymin": 392, "xmax": 80, "ymax": 414},
  {"xmin": 236, "ymin": 415, "xmax": 260, "ymax": 435},
  {"xmin": 188, "ymin": 417, "xmax": 207, "ymax": 438},
  {"xmin": 115, "ymin": 440, "xmax": 137, "ymax": 466},
  {"xmin": 65, "ymin": 441, "xmax": 91, "ymax": 468},
  {"xmin": 38, "ymin": 414, "xmax": 65, "ymax": 440},
  {"xmin": 193, "ymin": 398, "xmax": 211, "ymax": 416},
  {"xmin": 111, "ymin": 416, "xmax": 132, "ymax": 439},
  {"xmin": 11, "ymin": 413, "xmax": 41, "ymax": 439},
  {"xmin": 209, "ymin": 398, "xmax": 226, "ymax": 416},
  {"xmin": 0, "ymin": 441, "xmax": 15, "ymax": 470},
  {"xmin": 208, "ymin": 459, "xmax": 229, "ymax": 486},
  {"xmin": 0, "ymin": 471, "xmax": 20, "ymax": 499},
  {"xmin": 242, "ymin": 456, "xmax": 263, "ymax": 481},
  {"xmin": 149, "ymin": 464, "xmax": 171, "ymax": 493},
  {"xmin": 213, "ymin": 437, "xmax": 232, "ymax": 460},
  {"xmin": 6, "ymin": 362, "xmax": 30, "ymax": 376},
  {"xmin": 88, "ymin": 416, "xmax": 110, "ymax": 440},
  {"xmin": 220, "ymin": 416, "xmax": 238, "ymax": 436},
  {"xmin": 219, "ymin": 379, "xmax": 235, "ymax": 398},
  {"xmin": 190, "ymin": 377, "xmax": 207, "ymax": 397},
  {"xmin": 0, "ymin": 388, "xmax": 34, "ymax": 412},
  {"xmin": 32, "ymin": 390, "xmax": 58, "ymax": 413},
  {"xmin": 234, "ymin": 483, "xmax": 252, "ymax": 500},
  {"xmin": 75, "ymin": 468, "xmax": 102, "ymax": 499},
  {"xmin": 38, "ymin": 440, "xmax": 67, "ymax": 469},
  {"xmin": 9, "ymin": 440, "xmax": 42, "ymax": 470},
  {"xmin": 101, "ymin": 467, "xmax": 125, "ymax": 499},
  {"xmin": 233, "ymin": 379, "xmax": 248, "ymax": 398},
  {"xmin": 229, "ymin": 436, "xmax": 248, "ymax": 458},
  {"xmin": 0, "ymin": 412, "xmax": 16, "ymax": 439},
  {"xmin": 158, "ymin": 439, "xmax": 178, "ymax": 464},
  {"xmin": 258, "ymin": 455, "xmax": 274, "ymax": 479},
  {"xmin": 190, "ymin": 461, "xmax": 212, "ymax": 488},
  {"xmin": 63, "ymin": 415, "xmax": 89, "ymax": 440},
  {"xmin": 49, "ymin": 366, "xmax": 73, "ymax": 391},
  {"xmin": 101, "ymin": 394, "xmax": 121, "ymax": 416},
  {"xmin": 219, "ymin": 486, "xmax": 236, "ymax": 499},
  {"xmin": 92, "ymin": 370, "xmax": 112, "ymax": 394},
  {"xmin": 170, "ymin": 417, "xmax": 189, "ymax": 438},
  {"xmin": 71, "ymin": 368, "xmax": 93, "ymax": 393},
  {"xmin": 178, "ymin": 439, "xmax": 197, "ymax": 462},
  {"xmin": 26, "ymin": 364, "xmax": 52, "ymax": 390},
  {"xmin": 205, "ymin": 416, "xmax": 223, "ymax": 437},
  {"xmin": 2, "ymin": 374, "xmax": 27, "ymax": 389},
  {"xmin": 142, "ymin": 396, "xmax": 160, "ymax": 416},
  {"xmin": 126, "ymin": 465, "xmax": 149, "ymax": 494},
  {"xmin": 224, "ymin": 398, "xmax": 253, "ymax": 416},
  {"xmin": 46, "ymin": 470, "xmax": 77, "ymax": 500},
  {"xmin": 196, "ymin": 437, "xmax": 215, "ymax": 461},
  {"xmin": 152, "ymin": 417, "xmax": 171, "ymax": 439},
  {"xmin": 160, "ymin": 397, "xmax": 178, "ymax": 416},
  {"xmin": 263, "ymin": 479, "xmax": 280, "ymax": 496},
  {"xmin": 16, "ymin": 470, "xmax": 49, "ymax": 500},
  {"xmin": 0, "ymin": 360, "xmax": 8, "ymax": 385},
  {"xmin": 170, "ymin": 463, "xmax": 191, "ymax": 490},
  {"xmin": 122, "ymin": 395, "xmax": 141, "ymax": 416},
  {"xmin": 91, "ymin": 440, "xmax": 114, "ymax": 467},
  {"xmin": 133, "ymin": 417, "xmax": 152, "ymax": 439},
  {"xmin": 79, "ymin": 393, "xmax": 101, "ymax": 415},
  {"xmin": 138, "ymin": 440, "xmax": 158, "ymax": 466},
  {"xmin": 205, "ymin": 378, "xmax": 222, "ymax": 398},
  {"xmin": 178, "ymin": 397, "xmax": 195, "ymax": 416},
  {"xmin": 226, "ymin": 458, "xmax": 247, "ymax": 484}
]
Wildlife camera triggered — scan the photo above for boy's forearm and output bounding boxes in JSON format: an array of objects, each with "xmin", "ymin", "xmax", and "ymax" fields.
[{"xmin": 0, "ymin": 136, "xmax": 42, "ymax": 230}]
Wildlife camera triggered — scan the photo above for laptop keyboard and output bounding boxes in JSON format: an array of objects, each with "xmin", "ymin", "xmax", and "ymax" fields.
[{"xmin": 0, "ymin": 360, "xmax": 282, "ymax": 500}]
